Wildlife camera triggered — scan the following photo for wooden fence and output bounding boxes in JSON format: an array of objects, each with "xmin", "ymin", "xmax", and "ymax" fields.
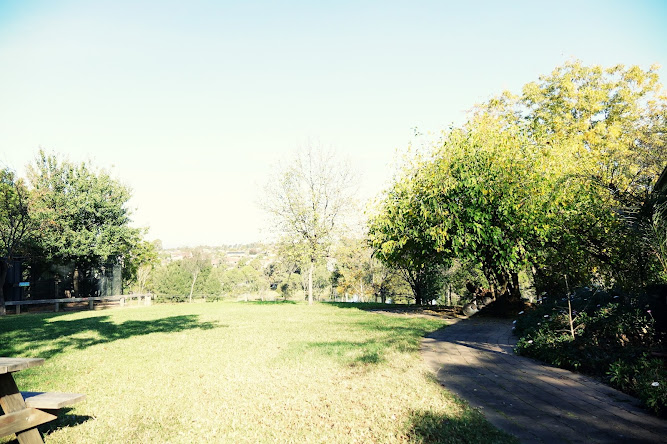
[{"xmin": 4, "ymin": 294, "xmax": 152, "ymax": 315}]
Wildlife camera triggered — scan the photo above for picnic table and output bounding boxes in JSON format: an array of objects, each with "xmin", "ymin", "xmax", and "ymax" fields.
[{"xmin": 0, "ymin": 357, "xmax": 85, "ymax": 444}]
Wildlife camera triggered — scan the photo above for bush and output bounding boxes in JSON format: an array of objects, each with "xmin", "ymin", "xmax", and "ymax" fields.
[
  {"xmin": 514, "ymin": 288, "xmax": 666, "ymax": 415},
  {"xmin": 608, "ymin": 355, "xmax": 667, "ymax": 416}
]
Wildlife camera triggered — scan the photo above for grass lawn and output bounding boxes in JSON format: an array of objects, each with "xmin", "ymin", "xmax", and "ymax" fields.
[{"xmin": 0, "ymin": 302, "xmax": 516, "ymax": 443}]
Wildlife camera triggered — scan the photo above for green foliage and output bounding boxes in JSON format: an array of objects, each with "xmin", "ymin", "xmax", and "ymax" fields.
[
  {"xmin": 0, "ymin": 168, "xmax": 32, "ymax": 258},
  {"xmin": 332, "ymin": 237, "xmax": 411, "ymax": 303},
  {"xmin": 201, "ymin": 266, "xmax": 223, "ymax": 298},
  {"xmin": 368, "ymin": 165, "xmax": 446, "ymax": 304},
  {"xmin": 607, "ymin": 354, "xmax": 667, "ymax": 415},
  {"xmin": 370, "ymin": 117, "xmax": 548, "ymax": 301},
  {"xmin": 150, "ymin": 261, "xmax": 193, "ymax": 301},
  {"xmin": 646, "ymin": 203, "xmax": 667, "ymax": 282},
  {"xmin": 26, "ymin": 150, "xmax": 142, "ymax": 271},
  {"xmin": 369, "ymin": 61, "xmax": 667, "ymax": 304},
  {"xmin": 488, "ymin": 61, "xmax": 667, "ymax": 291},
  {"xmin": 181, "ymin": 248, "xmax": 212, "ymax": 302},
  {"xmin": 122, "ymin": 237, "xmax": 159, "ymax": 289},
  {"xmin": 0, "ymin": 168, "xmax": 33, "ymax": 312},
  {"xmin": 607, "ymin": 355, "xmax": 667, "ymax": 416},
  {"xmin": 515, "ymin": 290, "xmax": 666, "ymax": 415},
  {"xmin": 438, "ymin": 259, "xmax": 489, "ymax": 306}
]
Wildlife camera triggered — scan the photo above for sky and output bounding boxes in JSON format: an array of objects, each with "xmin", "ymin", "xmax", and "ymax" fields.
[{"xmin": 0, "ymin": 0, "xmax": 665, "ymax": 248}]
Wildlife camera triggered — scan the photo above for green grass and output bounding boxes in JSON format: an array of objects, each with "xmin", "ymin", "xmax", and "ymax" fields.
[{"xmin": 0, "ymin": 302, "xmax": 516, "ymax": 443}]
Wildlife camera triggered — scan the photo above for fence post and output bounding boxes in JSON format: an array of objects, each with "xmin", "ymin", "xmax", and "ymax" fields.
[
  {"xmin": 89, "ymin": 299, "xmax": 94, "ymax": 310},
  {"xmin": 55, "ymin": 302, "xmax": 59, "ymax": 312},
  {"xmin": 16, "ymin": 305, "xmax": 20, "ymax": 315},
  {"xmin": 120, "ymin": 297, "xmax": 125, "ymax": 307},
  {"xmin": 145, "ymin": 294, "xmax": 151, "ymax": 306}
]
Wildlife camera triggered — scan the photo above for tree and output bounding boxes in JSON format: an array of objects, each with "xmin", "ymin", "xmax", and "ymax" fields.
[
  {"xmin": 367, "ymin": 259, "xmax": 411, "ymax": 304},
  {"xmin": 480, "ymin": 61, "xmax": 667, "ymax": 290},
  {"xmin": 26, "ymin": 150, "xmax": 142, "ymax": 296},
  {"xmin": 135, "ymin": 264, "xmax": 152, "ymax": 294},
  {"xmin": 123, "ymin": 237, "xmax": 159, "ymax": 291},
  {"xmin": 416, "ymin": 117, "xmax": 553, "ymax": 301},
  {"xmin": 333, "ymin": 237, "xmax": 373, "ymax": 301},
  {"xmin": 333, "ymin": 237, "xmax": 410, "ymax": 303},
  {"xmin": 0, "ymin": 168, "xmax": 32, "ymax": 315},
  {"xmin": 182, "ymin": 248, "xmax": 210, "ymax": 303},
  {"xmin": 370, "ymin": 61, "xmax": 667, "ymax": 304},
  {"xmin": 151, "ymin": 261, "xmax": 191, "ymax": 299},
  {"xmin": 367, "ymin": 161, "xmax": 449, "ymax": 304},
  {"xmin": 262, "ymin": 146, "xmax": 357, "ymax": 304}
]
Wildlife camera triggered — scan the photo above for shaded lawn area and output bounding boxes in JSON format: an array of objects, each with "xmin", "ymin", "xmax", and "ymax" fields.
[{"xmin": 0, "ymin": 302, "xmax": 517, "ymax": 443}]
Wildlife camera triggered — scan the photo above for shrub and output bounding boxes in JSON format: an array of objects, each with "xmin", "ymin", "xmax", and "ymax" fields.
[
  {"xmin": 514, "ymin": 288, "xmax": 666, "ymax": 415},
  {"xmin": 607, "ymin": 355, "xmax": 667, "ymax": 415}
]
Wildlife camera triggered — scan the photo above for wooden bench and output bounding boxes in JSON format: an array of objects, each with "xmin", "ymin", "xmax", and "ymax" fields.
[
  {"xmin": 22, "ymin": 391, "xmax": 86, "ymax": 410},
  {"xmin": 0, "ymin": 393, "xmax": 86, "ymax": 442},
  {"xmin": 1, "ymin": 358, "xmax": 86, "ymax": 444},
  {"xmin": 4, "ymin": 294, "xmax": 152, "ymax": 314}
]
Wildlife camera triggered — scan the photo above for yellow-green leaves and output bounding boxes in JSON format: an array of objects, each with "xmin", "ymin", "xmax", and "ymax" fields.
[{"xmin": 369, "ymin": 61, "xmax": 667, "ymax": 298}]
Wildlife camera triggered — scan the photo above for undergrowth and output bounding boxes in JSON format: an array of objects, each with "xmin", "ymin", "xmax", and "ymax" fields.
[{"xmin": 513, "ymin": 288, "xmax": 666, "ymax": 416}]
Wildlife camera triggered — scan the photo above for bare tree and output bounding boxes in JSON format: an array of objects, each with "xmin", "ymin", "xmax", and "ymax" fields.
[
  {"xmin": 183, "ymin": 248, "xmax": 210, "ymax": 303},
  {"xmin": 136, "ymin": 264, "xmax": 152, "ymax": 294},
  {"xmin": 263, "ymin": 145, "xmax": 357, "ymax": 305}
]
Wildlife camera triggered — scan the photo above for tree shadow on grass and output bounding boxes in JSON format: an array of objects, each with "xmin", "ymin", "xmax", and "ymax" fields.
[
  {"xmin": 407, "ymin": 409, "xmax": 519, "ymax": 444},
  {"xmin": 40, "ymin": 409, "xmax": 94, "ymax": 440},
  {"xmin": 0, "ymin": 408, "xmax": 94, "ymax": 444},
  {"xmin": 0, "ymin": 314, "xmax": 223, "ymax": 360}
]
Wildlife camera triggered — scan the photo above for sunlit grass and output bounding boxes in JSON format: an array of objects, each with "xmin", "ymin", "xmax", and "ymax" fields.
[{"xmin": 0, "ymin": 302, "xmax": 516, "ymax": 443}]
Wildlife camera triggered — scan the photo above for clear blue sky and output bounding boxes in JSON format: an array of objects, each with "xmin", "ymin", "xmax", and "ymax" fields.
[{"xmin": 0, "ymin": 0, "xmax": 665, "ymax": 247}]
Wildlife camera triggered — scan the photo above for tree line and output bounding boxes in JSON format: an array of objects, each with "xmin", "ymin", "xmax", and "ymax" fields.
[
  {"xmin": 3, "ymin": 61, "xmax": 665, "ymax": 313},
  {"xmin": 138, "ymin": 240, "xmax": 413, "ymax": 304}
]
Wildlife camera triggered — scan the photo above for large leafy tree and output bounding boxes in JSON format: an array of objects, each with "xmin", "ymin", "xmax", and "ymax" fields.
[
  {"xmin": 0, "ymin": 168, "xmax": 32, "ymax": 314},
  {"xmin": 370, "ymin": 117, "xmax": 554, "ymax": 302},
  {"xmin": 367, "ymin": 166, "xmax": 448, "ymax": 304},
  {"xmin": 262, "ymin": 146, "xmax": 357, "ymax": 304},
  {"xmin": 490, "ymin": 61, "xmax": 667, "ymax": 290},
  {"xmin": 26, "ymin": 150, "xmax": 142, "ymax": 295},
  {"xmin": 370, "ymin": 61, "xmax": 667, "ymax": 303}
]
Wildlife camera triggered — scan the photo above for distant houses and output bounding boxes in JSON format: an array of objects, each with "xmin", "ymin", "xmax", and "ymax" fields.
[{"xmin": 161, "ymin": 246, "xmax": 268, "ymax": 268}]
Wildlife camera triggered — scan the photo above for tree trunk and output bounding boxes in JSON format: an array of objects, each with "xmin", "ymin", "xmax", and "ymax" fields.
[
  {"xmin": 308, "ymin": 260, "xmax": 314, "ymax": 305},
  {"xmin": 508, "ymin": 271, "xmax": 522, "ymax": 303},
  {"xmin": 73, "ymin": 268, "xmax": 80, "ymax": 298},
  {"xmin": 0, "ymin": 259, "xmax": 7, "ymax": 316},
  {"xmin": 188, "ymin": 270, "xmax": 199, "ymax": 303},
  {"xmin": 414, "ymin": 280, "xmax": 423, "ymax": 305}
]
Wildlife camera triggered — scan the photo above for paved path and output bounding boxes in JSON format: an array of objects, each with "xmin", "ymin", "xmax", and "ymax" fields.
[{"xmin": 421, "ymin": 317, "xmax": 667, "ymax": 444}]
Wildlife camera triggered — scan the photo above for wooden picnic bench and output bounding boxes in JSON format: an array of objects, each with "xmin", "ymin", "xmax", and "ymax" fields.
[{"xmin": 0, "ymin": 357, "xmax": 85, "ymax": 444}]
